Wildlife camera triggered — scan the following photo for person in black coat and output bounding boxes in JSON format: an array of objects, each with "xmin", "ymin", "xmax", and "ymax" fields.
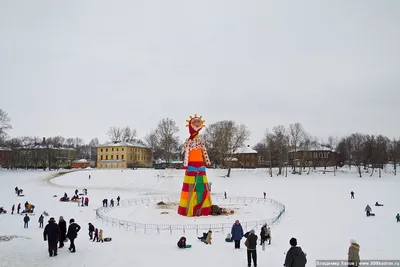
[
  {"xmin": 284, "ymin": 238, "xmax": 307, "ymax": 267},
  {"xmin": 58, "ymin": 216, "xmax": 67, "ymax": 248},
  {"xmin": 43, "ymin": 217, "xmax": 61, "ymax": 257},
  {"xmin": 245, "ymin": 229, "xmax": 258, "ymax": 267},
  {"xmin": 67, "ymin": 218, "xmax": 81, "ymax": 253},
  {"xmin": 23, "ymin": 214, "xmax": 30, "ymax": 228},
  {"xmin": 88, "ymin": 223, "xmax": 95, "ymax": 240}
]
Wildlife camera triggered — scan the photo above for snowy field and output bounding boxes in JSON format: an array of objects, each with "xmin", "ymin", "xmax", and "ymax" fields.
[{"xmin": 0, "ymin": 167, "xmax": 399, "ymax": 267}]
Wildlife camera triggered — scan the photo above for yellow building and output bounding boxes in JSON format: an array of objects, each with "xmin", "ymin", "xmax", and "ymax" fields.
[{"xmin": 97, "ymin": 141, "xmax": 153, "ymax": 169}]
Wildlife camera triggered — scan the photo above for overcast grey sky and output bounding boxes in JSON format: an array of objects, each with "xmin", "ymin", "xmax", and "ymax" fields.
[{"xmin": 0, "ymin": 0, "xmax": 399, "ymax": 145}]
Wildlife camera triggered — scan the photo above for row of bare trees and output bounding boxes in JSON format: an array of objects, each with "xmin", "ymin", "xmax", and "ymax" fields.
[
  {"xmin": 337, "ymin": 134, "xmax": 400, "ymax": 177},
  {"xmin": 2, "ymin": 107, "xmax": 400, "ymax": 176}
]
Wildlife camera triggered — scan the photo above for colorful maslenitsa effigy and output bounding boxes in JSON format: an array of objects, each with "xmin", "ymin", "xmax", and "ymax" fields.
[{"xmin": 177, "ymin": 115, "xmax": 212, "ymax": 217}]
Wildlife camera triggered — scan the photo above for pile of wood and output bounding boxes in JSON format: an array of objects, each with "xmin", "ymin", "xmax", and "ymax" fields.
[{"xmin": 210, "ymin": 205, "xmax": 235, "ymax": 216}]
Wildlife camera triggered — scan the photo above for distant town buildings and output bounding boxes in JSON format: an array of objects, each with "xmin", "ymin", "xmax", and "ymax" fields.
[
  {"xmin": 0, "ymin": 147, "xmax": 12, "ymax": 168},
  {"xmin": 97, "ymin": 141, "xmax": 152, "ymax": 169},
  {"xmin": 229, "ymin": 145, "xmax": 259, "ymax": 168},
  {"xmin": 288, "ymin": 145, "xmax": 339, "ymax": 168},
  {"xmin": 72, "ymin": 159, "xmax": 91, "ymax": 169},
  {"xmin": 12, "ymin": 138, "xmax": 76, "ymax": 169}
]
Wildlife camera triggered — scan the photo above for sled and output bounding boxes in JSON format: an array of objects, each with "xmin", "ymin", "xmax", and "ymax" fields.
[
  {"xmin": 185, "ymin": 245, "xmax": 192, "ymax": 248},
  {"xmin": 18, "ymin": 194, "xmax": 25, "ymax": 197},
  {"xmin": 104, "ymin": 237, "xmax": 112, "ymax": 242}
]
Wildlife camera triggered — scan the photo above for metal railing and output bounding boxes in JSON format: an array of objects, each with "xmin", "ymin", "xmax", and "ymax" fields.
[{"xmin": 95, "ymin": 195, "xmax": 285, "ymax": 234}]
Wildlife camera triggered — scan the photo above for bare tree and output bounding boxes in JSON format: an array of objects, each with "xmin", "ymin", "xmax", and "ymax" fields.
[
  {"xmin": 288, "ymin": 123, "xmax": 305, "ymax": 173},
  {"xmin": 370, "ymin": 135, "xmax": 389, "ymax": 177},
  {"xmin": 65, "ymin": 138, "xmax": 75, "ymax": 148},
  {"xmin": 264, "ymin": 129, "xmax": 274, "ymax": 177},
  {"xmin": 389, "ymin": 139, "xmax": 400, "ymax": 175},
  {"xmin": 122, "ymin": 127, "xmax": 137, "ymax": 142},
  {"xmin": 108, "ymin": 127, "xmax": 123, "ymax": 142},
  {"xmin": 270, "ymin": 125, "xmax": 289, "ymax": 175},
  {"xmin": 0, "ymin": 109, "xmax": 12, "ymax": 143},
  {"xmin": 203, "ymin": 121, "xmax": 250, "ymax": 177},
  {"xmin": 155, "ymin": 118, "xmax": 180, "ymax": 163},
  {"xmin": 89, "ymin": 138, "xmax": 99, "ymax": 161}
]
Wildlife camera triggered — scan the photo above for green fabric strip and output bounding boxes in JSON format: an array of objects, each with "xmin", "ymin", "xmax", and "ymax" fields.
[{"xmin": 196, "ymin": 175, "xmax": 204, "ymax": 204}]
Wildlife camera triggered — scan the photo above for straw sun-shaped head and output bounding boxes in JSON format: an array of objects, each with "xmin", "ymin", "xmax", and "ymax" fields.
[{"xmin": 186, "ymin": 114, "xmax": 205, "ymax": 138}]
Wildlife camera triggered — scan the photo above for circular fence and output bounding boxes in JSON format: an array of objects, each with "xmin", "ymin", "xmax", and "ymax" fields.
[{"xmin": 95, "ymin": 195, "xmax": 286, "ymax": 233}]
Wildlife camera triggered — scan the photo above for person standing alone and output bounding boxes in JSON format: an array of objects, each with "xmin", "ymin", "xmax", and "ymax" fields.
[
  {"xmin": 67, "ymin": 218, "xmax": 81, "ymax": 253},
  {"xmin": 23, "ymin": 214, "xmax": 30, "ymax": 228},
  {"xmin": 245, "ymin": 229, "xmax": 258, "ymax": 267},
  {"xmin": 43, "ymin": 217, "xmax": 60, "ymax": 257},
  {"xmin": 231, "ymin": 220, "xmax": 244, "ymax": 249},
  {"xmin": 38, "ymin": 214, "xmax": 44, "ymax": 228},
  {"xmin": 351, "ymin": 191, "xmax": 355, "ymax": 199}
]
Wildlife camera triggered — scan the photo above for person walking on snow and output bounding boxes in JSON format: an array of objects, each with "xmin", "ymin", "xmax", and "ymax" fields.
[
  {"xmin": 117, "ymin": 196, "xmax": 121, "ymax": 206},
  {"xmin": 263, "ymin": 192, "xmax": 266, "ymax": 199},
  {"xmin": 17, "ymin": 203, "xmax": 21, "ymax": 214},
  {"xmin": 265, "ymin": 226, "xmax": 271, "ymax": 245},
  {"xmin": 231, "ymin": 220, "xmax": 244, "ymax": 249},
  {"xmin": 284, "ymin": 238, "xmax": 307, "ymax": 267},
  {"xmin": 245, "ymin": 229, "xmax": 258, "ymax": 267},
  {"xmin": 396, "ymin": 213, "xmax": 400, "ymax": 222},
  {"xmin": 58, "ymin": 216, "xmax": 67, "ymax": 248},
  {"xmin": 93, "ymin": 228, "xmax": 99, "ymax": 242},
  {"xmin": 105, "ymin": 199, "xmax": 108, "ymax": 207},
  {"xmin": 351, "ymin": 191, "xmax": 355, "ymax": 199},
  {"xmin": 85, "ymin": 197, "xmax": 89, "ymax": 206},
  {"xmin": 224, "ymin": 191, "xmax": 227, "ymax": 199},
  {"xmin": 38, "ymin": 214, "xmax": 44, "ymax": 228},
  {"xmin": 67, "ymin": 218, "xmax": 81, "ymax": 253},
  {"xmin": 43, "ymin": 217, "xmax": 60, "ymax": 257},
  {"xmin": 365, "ymin": 205, "xmax": 372, "ymax": 217},
  {"xmin": 23, "ymin": 214, "xmax": 30, "ymax": 228},
  {"xmin": 75, "ymin": 189, "xmax": 78, "ymax": 195},
  {"xmin": 88, "ymin": 223, "xmax": 95, "ymax": 240},
  {"xmin": 110, "ymin": 199, "xmax": 114, "ymax": 207},
  {"xmin": 11, "ymin": 204, "xmax": 15, "ymax": 214},
  {"xmin": 98, "ymin": 229, "xmax": 104, "ymax": 243},
  {"xmin": 88, "ymin": 174, "xmax": 91, "ymax": 179},
  {"xmin": 260, "ymin": 224, "xmax": 266, "ymax": 245},
  {"xmin": 348, "ymin": 239, "xmax": 360, "ymax": 267},
  {"xmin": 81, "ymin": 197, "xmax": 84, "ymax": 207}
]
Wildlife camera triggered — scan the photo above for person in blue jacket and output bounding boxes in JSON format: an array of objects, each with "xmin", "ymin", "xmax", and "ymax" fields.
[{"xmin": 231, "ymin": 220, "xmax": 244, "ymax": 249}]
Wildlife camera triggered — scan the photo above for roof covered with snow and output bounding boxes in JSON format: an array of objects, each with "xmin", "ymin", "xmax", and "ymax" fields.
[
  {"xmin": 14, "ymin": 144, "xmax": 75, "ymax": 151},
  {"xmin": 73, "ymin": 159, "xmax": 88, "ymax": 163},
  {"xmin": 291, "ymin": 144, "xmax": 335, "ymax": 153},
  {"xmin": 0, "ymin": 147, "xmax": 12, "ymax": 151},
  {"xmin": 234, "ymin": 145, "xmax": 258, "ymax": 154},
  {"xmin": 99, "ymin": 141, "xmax": 149, "ymax": 149}
]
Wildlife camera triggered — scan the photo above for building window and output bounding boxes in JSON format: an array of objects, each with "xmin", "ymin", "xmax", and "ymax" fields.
[
  {"xmin": 117, "ymin": 148, "xmax": 119, "ymax": 151},
  {"xmin": 122, "ymin": 148, "xmax": 124, "ymax": 151},
  {"xmin": 122, "ymin": 155, "xmax": 124, "ymax": 160},
  {"xmin": 101, "ymin": 148, "xmax": 103, "ymax": 152},
  {"xmin": 111, "ymin": 155, "xmax": 114, "ymax": 160},
  {"xmin": 101, "ymin": 155, "xmax": 103, "ymax": 160},
  {"xmin": 117, "ymin": 155, "xmax": 119, "ymax": 160},
  {"xmin": 313, "ymin": 152, "xmax": 318, "ymax": 159},
  {"xmin": 112, "ymin": 148, "xmax": 114, "ymax": 152},
  {"xmin": 324, "ymin": 152, "xmax": 329, "ymax": 159},
  {"xmin": 106, "ymin": 155, "xmax": 108, "ymax": 160},
  {"xmin": 106, "ymin": 148, "xmax": 108, "ymax": 152},
  {"xmin": 319, "ymin": 152, "xmax": 323, "ymax": 158}
]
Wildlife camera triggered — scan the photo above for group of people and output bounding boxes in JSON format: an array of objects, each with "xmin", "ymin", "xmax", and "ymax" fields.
[
  {"xmin": 42, "ymin": 217, "xmax": 81, "ymax": 256},
  {"xmin": 102, "ymin": 196, "xmax": 121, "ymax": 207},
  {"xmin": 178, "ymin": 219, "xmax": 307, "ymax": 267},
  {"xmin": 351, "ymin": 191, "xmax": 399, "ymax": 221},
  {"xmin": 88, "ymin": 223, "xmax": 104, "ymax": 243}
]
